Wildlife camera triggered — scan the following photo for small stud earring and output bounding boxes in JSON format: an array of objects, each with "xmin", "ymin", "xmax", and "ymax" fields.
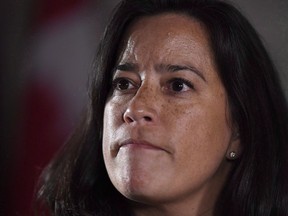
[{"xmin": 229, "ymin": 151, "xmax": 236, "ymax": 159}]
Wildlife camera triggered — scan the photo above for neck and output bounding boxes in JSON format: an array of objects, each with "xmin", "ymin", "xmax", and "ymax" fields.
[
  {"xmin": 129, "ymin": 162, "xmax": 230, "ymax": 216},
  {"xmin": 129, "ymin": 184, "xmax": 222, "ymax": 216},
  {"xmin": 130, "ymin": 159, "xmax": 230, "ymax": 216},
  {"xmin": 130, "ymin": 201, "xmax": 216, "ymax": 216}
]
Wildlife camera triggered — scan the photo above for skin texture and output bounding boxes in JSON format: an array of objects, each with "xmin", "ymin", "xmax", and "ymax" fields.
[{"xmin": 103, "ymin": 13, "xmax": 241, "ymax": 216}]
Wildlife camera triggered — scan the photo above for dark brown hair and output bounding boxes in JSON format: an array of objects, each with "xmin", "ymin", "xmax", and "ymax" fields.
[{"xmin": 37, "ymin": 0, "xmax": 288, "ymax": 215}]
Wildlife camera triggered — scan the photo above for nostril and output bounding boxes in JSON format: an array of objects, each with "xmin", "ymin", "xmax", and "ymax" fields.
[
  {"xmin": 144, "ymin": 116, "xmax": 152, "ymax": 122},
  {"xmin": 123, "ymin": 108, "xmax": 155, "ymax": 124},
  {"xmin": 125, "ymin": 116, "xmax": 134, "ymax": 123}
]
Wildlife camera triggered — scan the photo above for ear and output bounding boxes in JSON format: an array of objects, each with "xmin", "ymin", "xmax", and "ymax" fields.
[{"xmin": 226, "ymin": 131, "xmax": 242, "ymax": 160}]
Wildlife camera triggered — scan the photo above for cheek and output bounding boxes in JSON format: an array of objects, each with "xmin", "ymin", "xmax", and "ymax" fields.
[
  {"xmin": 164, "ymin": 101, "xmax": 231, "ymax": 160},
  {"xmin": 103, "ymin": 100, "xmax": 123, "ymax": 133},
  {"xmin": 165, "ymin": 105, "xmax": 231, "ymax": 186},
  {"xmin": 103, "ymin": 101, "xmax": 121, "ymax": 157},
  {"xmin": 103, "ymin": 104, "xmax": 114, "ymax": 141},
  {"xmin": 103, "ymin": 102, "xmax": 121, "ymax": 181}
]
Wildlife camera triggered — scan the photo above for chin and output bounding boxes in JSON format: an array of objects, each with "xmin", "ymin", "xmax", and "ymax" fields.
[{"xmin": 116, "ymin": 180, "xmax": 164, "ymax": 205}]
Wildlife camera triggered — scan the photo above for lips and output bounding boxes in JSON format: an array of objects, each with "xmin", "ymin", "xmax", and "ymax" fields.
[{"xmin": 119, "ymin": 138, "xmax": 167, "ymax": 152}]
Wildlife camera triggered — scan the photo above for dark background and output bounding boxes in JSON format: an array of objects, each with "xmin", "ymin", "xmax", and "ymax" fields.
[{"xmin": 1, "ymin": 0, "xmax": 287, "ymax": 215}]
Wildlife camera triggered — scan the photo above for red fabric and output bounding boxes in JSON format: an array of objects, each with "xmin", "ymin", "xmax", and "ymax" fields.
[
  {"xmin": 10, "ymin": 80, "xmax": 69, "ymax": 215},
  {"xmin": 33, "ymin": 0, "xmax": 88, "ymax": 29},
  {"xmin": 9, "ymin": 1, "xmax": 91, "ymax": 214}
]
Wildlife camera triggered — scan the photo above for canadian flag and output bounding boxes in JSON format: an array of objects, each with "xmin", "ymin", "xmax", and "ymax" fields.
[{"xmin": 8, "ymin": 0, "xmax": 118, "ymax": 215}]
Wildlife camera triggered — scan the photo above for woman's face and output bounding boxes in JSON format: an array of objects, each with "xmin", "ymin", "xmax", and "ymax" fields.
[{"xmin": 103, "ymin": 13, "xmax": 240, "ymax": 209}]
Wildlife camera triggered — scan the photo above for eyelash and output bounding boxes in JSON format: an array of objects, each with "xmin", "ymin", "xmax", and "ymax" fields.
[
  {"xmin": 111, "ymin": 77, "xmax": 195, "ymax": 93},
  {"xmin": 112, "ymin": 77, "xmax": 138, "ymax": 91},
  {"xmin": 166, "ymin": 78, "xmax": 195, "ymax": 93}
]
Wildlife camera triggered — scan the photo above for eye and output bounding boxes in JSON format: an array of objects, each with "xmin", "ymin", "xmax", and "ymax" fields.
[
  {"xmin": 112, "ymin": 77, "xmax": 137, "ymax": 91},
  {"xmin": 167, "ymin": 78, "xmax": 194, "ymax": 92}
]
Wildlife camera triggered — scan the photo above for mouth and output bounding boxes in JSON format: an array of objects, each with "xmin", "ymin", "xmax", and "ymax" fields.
[{"xmin": 119, "ymin": 139, "xmax": 168, "ymax": 152}]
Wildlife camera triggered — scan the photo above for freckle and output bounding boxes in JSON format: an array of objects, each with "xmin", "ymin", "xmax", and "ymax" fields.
[{"xmin": 172, "ymin": 107, "xmax": 180, "ymax": 116}]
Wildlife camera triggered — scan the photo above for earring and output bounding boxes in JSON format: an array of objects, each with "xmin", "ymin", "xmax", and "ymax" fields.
[{"xmin": 229, "ymin": 151, "xmax": 236, "ymax": 159}]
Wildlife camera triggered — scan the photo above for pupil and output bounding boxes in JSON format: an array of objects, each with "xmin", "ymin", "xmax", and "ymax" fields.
[
  {"xmin": 172, "ymin": 81, "xmax": 183, "ymax": 91},
  {"xmin": 118, "ymin": 79, "xmax": 129, "ymax": 90}
]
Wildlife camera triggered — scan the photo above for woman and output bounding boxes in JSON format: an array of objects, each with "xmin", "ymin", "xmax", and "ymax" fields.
[{"xmin": 37, "ymin": 0, "xmax": 288, "ymax": 215}]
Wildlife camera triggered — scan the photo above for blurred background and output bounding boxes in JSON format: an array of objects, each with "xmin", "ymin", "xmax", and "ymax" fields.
[{"xmin": 0, "ymin": 0, "xmax": 287, "ymax": 215}]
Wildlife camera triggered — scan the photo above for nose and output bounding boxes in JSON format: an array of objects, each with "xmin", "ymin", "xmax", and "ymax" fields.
[{"xmin": 123, "ymin": 85, "xmax": 159, "ymax": 125}]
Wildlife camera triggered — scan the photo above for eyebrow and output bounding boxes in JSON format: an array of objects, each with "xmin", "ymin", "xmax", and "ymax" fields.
[
  {"xmin": 115, "ymin": 63, "xmax": 138, "ymax": 72},
  {"xmin": 115, "ymin": 62, "xmax": 206, "ymax": 82},
  {"xmin": 160, "ymin": 64, "xmax": 206, "ymax": 82}
]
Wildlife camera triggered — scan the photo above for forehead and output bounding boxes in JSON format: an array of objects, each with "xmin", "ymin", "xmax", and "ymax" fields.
[
  {"xmin": 120, "ymin": 13, "xmax": 212, "ymax": 54},
  {"xmin": 116, "ymin": 13, "xmax": 216, "ymax": 80},
  {"xmin": 117, "ymin": 13, "xmax": 214, "ymax": 65},
  {"xmin": 134, "ymin": 13, "xmax": 206, "ymax": 35}
]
